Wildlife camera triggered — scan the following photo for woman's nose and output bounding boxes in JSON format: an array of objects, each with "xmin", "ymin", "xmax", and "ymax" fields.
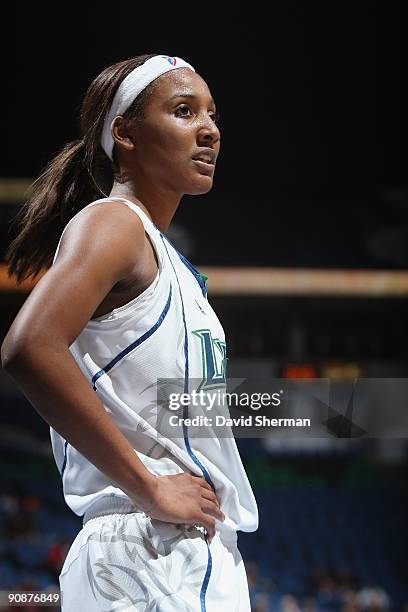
[{"xmin": 197, "ymin": 119, "xmax": 220, "ymax": 146}]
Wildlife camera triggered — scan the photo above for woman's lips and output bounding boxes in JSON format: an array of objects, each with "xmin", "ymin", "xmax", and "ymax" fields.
[{"xmin": 192, "ymin": 159, "xmax": 215, "ymax": 176}]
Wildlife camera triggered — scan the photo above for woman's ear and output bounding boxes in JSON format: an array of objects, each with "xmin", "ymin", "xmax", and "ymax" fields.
[{"xmin": 111, "ymin": 116, "xmax": 135, "ymax": 154}]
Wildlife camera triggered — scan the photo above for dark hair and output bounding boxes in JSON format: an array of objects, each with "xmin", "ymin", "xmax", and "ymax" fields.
[{"xmin": 5, "ymin": 53, "xmax": 158, "ymax": 284}]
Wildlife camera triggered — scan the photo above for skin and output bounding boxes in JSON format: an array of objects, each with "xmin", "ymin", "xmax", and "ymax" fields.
[
  {"xmin": 1, "ymin": 66, "xmax": 223, "ymax": 542},
  {"xmin": 110, "ymin": 67, "xmax": 220, "ymax": 232}
]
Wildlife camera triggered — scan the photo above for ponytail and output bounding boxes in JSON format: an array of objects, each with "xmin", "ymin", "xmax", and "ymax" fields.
[
  {"xmin": 4, "ymin": 138, "xmax": 112, "ymax": 284},
  {"xmin": 4, "ymin": 53, "xmax": 157, "ymax": 285}
]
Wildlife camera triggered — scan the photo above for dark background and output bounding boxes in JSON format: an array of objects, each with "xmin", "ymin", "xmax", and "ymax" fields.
[{"xmin": 2, "ymin": 2, "xmax": 407, "ymax": 268}]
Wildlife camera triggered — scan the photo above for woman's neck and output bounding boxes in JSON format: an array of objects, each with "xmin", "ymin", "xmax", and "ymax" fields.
[{"xmin": 109, "ymin": 181, "xmax": 181, "ymax": 233}]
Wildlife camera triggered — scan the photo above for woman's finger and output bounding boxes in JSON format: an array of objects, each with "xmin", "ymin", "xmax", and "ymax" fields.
[
  {"xmin": 200, "ymin": 489, "xmax": 219, "ymax": 505},
  {"xmin": 197, "ymin": 477, "xmax": 215, "ymax": 494},
  {"xmin": 197, "ymin": 513, "xmax": 216, "ymax": 542},
  {"xmin": 201, "ymin": 500, "xmax": 225, "ymax": 521}
]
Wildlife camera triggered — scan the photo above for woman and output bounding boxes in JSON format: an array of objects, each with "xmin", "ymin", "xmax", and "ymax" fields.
[{"xmin": 1, "ymin": 53, "xmax": 258, "ymax": 611}]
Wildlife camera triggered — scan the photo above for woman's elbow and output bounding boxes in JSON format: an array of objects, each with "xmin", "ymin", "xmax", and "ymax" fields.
[{"xmin": 1, "ymin": 333, "xmax": 38, "ymax": 371}]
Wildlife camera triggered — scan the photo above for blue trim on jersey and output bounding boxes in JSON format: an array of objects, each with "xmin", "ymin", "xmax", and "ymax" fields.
[
  {"xmin": 91, "ymin": 284, "xmax": 172, "ymax": 390},
  {"xmin": 160, "ymin": 234, "xmax": 215, "ymax": 487},
  {"xmin": 162, "ymin": 234, "xmax": 208, "ymax": 298},
  {"xmin": 160, "ymin": 232, "xmax": 213, "ymax": 612},
  {"xmin": 59, "ymin": 284, "xmax": 172, "ymax": 482},
  {"xmin": 201, "ymin": 540, "xmax": 213, "ymax": 610},
  {"xmin": 61, "ymin": 440, "xmax": 69, "ymax": 477}
]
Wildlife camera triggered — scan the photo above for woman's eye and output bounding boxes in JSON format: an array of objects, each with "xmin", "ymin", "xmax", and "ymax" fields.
[
  {"xmin": 175, "ymin": 106, "xmax": 220, "ymax": 125},
  {"xmin": 210, "ymin": 111, "xmax": 220, "ymax": 125},
  {"xmin": 175, "ymin": 105, "xmax": 192, "ymax": 117}
]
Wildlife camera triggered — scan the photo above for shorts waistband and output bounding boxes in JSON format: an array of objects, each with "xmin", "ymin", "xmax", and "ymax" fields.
[
  {"xmin": 82, "ymin": 495, "xmax": 239, "ymax": 546},
  {"xmin": 82, "ymin": 495, "xmax": 145, "ymax": 526}
]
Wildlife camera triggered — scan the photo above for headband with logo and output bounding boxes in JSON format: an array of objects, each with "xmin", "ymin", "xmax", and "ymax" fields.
[{"xmin": 101, "ymin": 55, "xmax": 196, "ymax": 160}]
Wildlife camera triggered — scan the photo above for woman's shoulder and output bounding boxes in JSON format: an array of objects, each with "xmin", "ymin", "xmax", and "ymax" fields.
[
  {"xmin": 54, "ymin": 198, "xmax": 149, "ymax": 278},
  {"xmin": 69, "ymin": 198, "xmax": 146, "ymax": 233}
]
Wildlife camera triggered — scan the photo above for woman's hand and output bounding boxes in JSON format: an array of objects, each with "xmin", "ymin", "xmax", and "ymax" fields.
[{"xmin": 137, "ymin": 473, "xmax": 225, "ymax": 543}]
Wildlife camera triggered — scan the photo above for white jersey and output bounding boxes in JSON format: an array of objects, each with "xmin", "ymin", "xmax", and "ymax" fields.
[{"xmin": 49, "ymin": 197, "xmax": 258, "ymax": 542}]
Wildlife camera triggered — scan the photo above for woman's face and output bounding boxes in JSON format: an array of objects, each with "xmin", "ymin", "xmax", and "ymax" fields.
[{"xmin": 128, "ymin": 68, "xmax": 221, "ymax": 196}]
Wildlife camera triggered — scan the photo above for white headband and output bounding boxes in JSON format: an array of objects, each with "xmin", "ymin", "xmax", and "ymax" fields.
[{"xmin": 101, "ymin": 55, "xmax": 196, "ymax": 160}]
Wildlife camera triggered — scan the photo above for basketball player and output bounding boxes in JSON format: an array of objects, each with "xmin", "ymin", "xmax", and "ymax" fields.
[{"xmin": 1, "ymin": 54, "xmax": 258, "ymax": 611}]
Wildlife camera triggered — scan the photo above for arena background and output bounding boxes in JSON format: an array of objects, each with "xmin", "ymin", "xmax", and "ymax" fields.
[{"xmin": 1, "ymin": 3, "xmax": 407, "ymax": 611}]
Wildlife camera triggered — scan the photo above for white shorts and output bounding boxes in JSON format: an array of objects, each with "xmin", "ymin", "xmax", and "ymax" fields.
[{"xmin": 59, "ymin": 498, "xmax": 251, "ymax": 611}]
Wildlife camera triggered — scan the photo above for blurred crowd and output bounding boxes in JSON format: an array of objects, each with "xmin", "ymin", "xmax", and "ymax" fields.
[
  {"xmin": 248, "ymin": 560, "xmax": 396, "ymax": 612},
  {"xmin": 0, "ymin": 490, "xmax": 68, "ymax": 611}
]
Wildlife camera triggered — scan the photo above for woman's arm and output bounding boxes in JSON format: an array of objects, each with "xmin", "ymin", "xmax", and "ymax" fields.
[{"xmin": 1, "ymin": 202, "xmax": 223, "ymax": 540}]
